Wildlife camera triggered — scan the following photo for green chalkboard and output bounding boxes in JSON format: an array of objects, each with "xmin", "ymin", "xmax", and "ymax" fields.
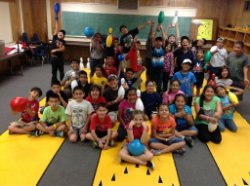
[{"xmin": 62, "ymin": 12, "xmax": 191, "ymax": 40}]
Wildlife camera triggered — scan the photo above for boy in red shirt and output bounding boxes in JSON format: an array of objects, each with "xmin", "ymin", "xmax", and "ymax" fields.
[
  {"xmin": 86, "ymin": 103, "xmax": 117, "ymax": 149},
  {"xmin": 8, "ymin": 87, "xmax": 43, "ymax": 134}
]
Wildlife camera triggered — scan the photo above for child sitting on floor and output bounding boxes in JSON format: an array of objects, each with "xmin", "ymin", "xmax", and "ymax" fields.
[
  {"xmin": 119, "ymin": 110, "xmax": 154, "ymax": 170},
  {"xmin": 8, "ymin": 87, "xmax": 42, "ymax": 134},
  {"xmin": 86, "ymin": 85, "xmax": 106, "ymax": 111},
  {"xmin": 86, "ymin": 103, "xmax": 118, "ymax": 149},
  {"xmin": 162, "ymin": 79, "xmax": 184, "ymax": 105},
  {"xmin": 216, "ymin": 85, "xmax": 239, "ymax": 132},
  {"xmin": 65, "ymin": 86, "xmax": 94, "ymax": 143},
  {"xmin": 169, "ymin": 94, "xmax": 198, "ymax": 147},
  {"xmin": 149, "ymin": 103, "xmax": 186, "ymax": 155},
  {"xmin": 36, "ymin": 93, "xmax": 66, "ymax": 137}
]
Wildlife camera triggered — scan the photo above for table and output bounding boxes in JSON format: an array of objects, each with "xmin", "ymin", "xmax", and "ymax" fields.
[{"xmin": 0, "ymin": 51, "xmax": 25, "ymax": 75}]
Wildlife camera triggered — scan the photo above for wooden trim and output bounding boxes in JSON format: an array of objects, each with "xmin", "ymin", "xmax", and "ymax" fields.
[{"xmin": 9, "ymin": 0, "xmax": 21, "ymax": 42}]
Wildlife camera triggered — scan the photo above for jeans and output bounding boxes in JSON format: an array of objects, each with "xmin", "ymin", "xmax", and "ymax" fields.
[
  {"xmin": 218, "ymin": 118, "xmax": 237, "ymax": 132},
  {"xmin": 51, "ymin": 56, "xmax": 64, "ymax": 81}
]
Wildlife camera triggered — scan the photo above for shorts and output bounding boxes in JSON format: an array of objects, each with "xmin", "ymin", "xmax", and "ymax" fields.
[
  {"xmin": 148, "ymin": 136, "xmax": 184, "ymax": 146},
  {"xmin": 176, "ymin": 125, "xmax": 198, "ymax": 132},
  {"xmin": 70, "ymin": 126, "xmax": 84, "ymax": 136},
  {"xmin": 96, "ymin": 130, "xmax": 108, "ymax": 138},
  {"xmin": 10, "ymin": 120, "xmax": 37, "ymax": 128},
  {"xmin": 194, "ymin": 73, "xmax": 204, "ymax": 88}
]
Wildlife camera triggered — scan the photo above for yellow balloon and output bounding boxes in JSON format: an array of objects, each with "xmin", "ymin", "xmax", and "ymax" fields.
[{"xmin": 106, "ymin": 35, "xmax": 112, "ymax": 47}]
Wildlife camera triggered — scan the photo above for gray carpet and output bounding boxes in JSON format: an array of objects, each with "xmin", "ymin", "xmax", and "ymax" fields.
[{"xmin": 3, "ymin": 63, "xmax": 250, "ymax": 186}]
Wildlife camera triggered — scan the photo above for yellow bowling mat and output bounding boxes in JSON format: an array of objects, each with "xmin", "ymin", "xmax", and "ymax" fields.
[
  {"xmin": 207, "ymin": 112, "xmax": 250, "ymax": 186},
  {"xmin": 0, "ymin": 131, "xmax": 64, "ymax": 186},
  {"xmin": 93, "ymin": 121, "xmax": 180, "ymax": 186}
]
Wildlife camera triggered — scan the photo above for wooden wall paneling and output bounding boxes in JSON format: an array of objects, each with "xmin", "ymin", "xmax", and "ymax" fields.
[
  {"xmin": 9, "ymin": 0, "xmax": 21, "ymax": 42},
  {"xmin": 22, "ymin": 0, "xmax": 34, "ymax": 40}
]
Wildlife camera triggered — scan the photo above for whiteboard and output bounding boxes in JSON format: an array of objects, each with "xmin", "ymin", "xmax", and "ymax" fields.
[{"xmin": 0, "ymin": 2, "xmax": 13, "ymax": 43}]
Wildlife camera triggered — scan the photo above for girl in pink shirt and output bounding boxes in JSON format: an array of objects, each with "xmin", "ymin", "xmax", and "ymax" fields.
[{"xmin": 162, "ymin": 80, "xmax": 184, "ymax": 105}]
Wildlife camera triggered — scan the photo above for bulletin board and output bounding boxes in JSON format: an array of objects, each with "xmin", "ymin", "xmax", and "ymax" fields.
[{"xmin": 190, "ymin": 18, "xmax": 217, "ymax": 41}]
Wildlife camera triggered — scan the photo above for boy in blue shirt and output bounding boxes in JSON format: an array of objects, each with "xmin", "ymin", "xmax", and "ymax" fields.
[{"xmin": 173, "ymin": 59, "xmax": 196, "ymax": 106}]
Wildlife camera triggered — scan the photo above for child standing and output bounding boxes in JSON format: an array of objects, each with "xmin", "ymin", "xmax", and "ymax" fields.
[
  {"xmin": 195, "ymin": 85, "xmax": 222, "ymax": 144},
  {"xmin": 90, "ymin": 65, "xmax": 108, "ymax": 93},
  {"xmin": 86, "ymin": 85, "xmax": 106, "ymax": 111},
  {"xmin": 86, "ymin": 103, "xmax": 118, "ymax": 149},
  {"xmin": 119, "ymin": 110, "xmax": 154, "ymax": 169},
  {"xmin": 90, "ymin": 33, "xmax": 104, "ymax": 76},
  {"xmin": 169, "ymin": 94, "xmax": 198, "ymax": 147},
  {"xmin": 226, "ymin": 41, "xmax": 249, "ymax": 95},
  {"xmin": 149, "ymin": 104, "xmax": 186, "ymax": 155},
  {"xmin": 209, "ymin": 37, "xmax": 228, "ymax": 76},
  {"xmin": 141, "ymin": 81, "xmax": 162, "ymax": 119},
  {"xmin": 216, "ymin": 85, "xmax": 238, "ymax": 132},
  {"xmin": 193, "ymin": 48, "xmax": 205, "ymax": 97},
  {"xmin": 8, "ymin": 87, "xmax": 42, "ymax": 134},
  {"xmin": 65, "ymin": 86, "xmax": 94, "ymax": 142},
  {"xmin": 117, "ymin": 88, "xmax": 137, "ymax": 142},
  {"xmin": 36, "ymin": 93, "xmax": 66, "ymax": 136},
  {"xmin": 172, "ymin": 59, "xmax": 197, "ymax": 106},
  {"xmin": 148, "ymin": 25, "xmax": 165, "ymax": 93},
  {"xmin": 162, "ymin": 80, "xmax": 184, "ymax": 105}
]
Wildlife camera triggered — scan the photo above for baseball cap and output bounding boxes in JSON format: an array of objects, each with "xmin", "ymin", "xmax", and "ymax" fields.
[
  {"xmin": 182, "ymin": 59, "xmax": 192, "ymax": 64},
  {"xmin": 217, "ymin": 37, "xmax": 224, "ymax": 43},
  {"xmin": 108, "ymin": 74, "xmax": 118, "ymax": 81}
]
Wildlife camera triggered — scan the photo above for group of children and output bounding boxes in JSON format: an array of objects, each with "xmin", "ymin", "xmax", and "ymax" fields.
[{"xmin": 8, "ymin": 20, "xmax": 249, "ymax": 170}]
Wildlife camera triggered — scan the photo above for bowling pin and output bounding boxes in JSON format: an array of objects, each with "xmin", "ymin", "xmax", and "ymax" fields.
[
  {"xmin": 86, "ymin": 57, "xmax": 90, "ymax": 69},
  {"xmin": 172, "ymin": 11, "xmax": 178, "ymax": 27},
  {"xmin": 71, "ymin": 79, "xmax": 78, "ymax": 90},
  {"xmin": 208, "ymin": 122, "xmax": 217, "ymax": 132},
  {"xmin": 135, "ymin": 89, "xmax": 144, "ymax": 111},
  {"xmin": 80, "ymin": 57, "xmax": 84, "ymax": 70},
  {"xmin": 118, "ymin": 78, "xmax": 126, "ymax": 99}
]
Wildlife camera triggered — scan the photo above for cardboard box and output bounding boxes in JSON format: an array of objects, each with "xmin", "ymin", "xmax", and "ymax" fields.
[{"xmin": 0, "ymin": 40, "xmax": 5, "ymax": 57}]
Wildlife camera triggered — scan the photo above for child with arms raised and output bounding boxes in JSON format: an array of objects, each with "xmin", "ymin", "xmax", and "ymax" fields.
[
  {"xmin": 36, "ymin": 93, "xmax": 66, "ymax": 137},
  {"xmin": 65, "ymin": 86, "xmax": 94, "ymax": 142},
  {"xmin": 149, "ymin": 103, "xmax": 186, "ymax": 155},
  {"xmin": 86, "ymin": 103, "xmax": 117, "ymax": 149},
  {"xmin": 119, "ymin": 110, "xmax": 154, "ymax": 169},
  {"xmin": 8, "ymin": 87, "xmax": 42, "ymax": 134}
]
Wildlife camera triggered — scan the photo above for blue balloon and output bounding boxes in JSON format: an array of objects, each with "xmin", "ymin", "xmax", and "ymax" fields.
[
  {"xmin": 118, "ymin": 54, "xmax": 124, "ymax": 62},
  {"xmin": 84, "ymin": 27, "xmax": 94, "ymax": 37},
  {"xmin": 128, "ymin": 139, "xmax": 145, "ymax": 156},
  {"xmin": 54, "ymin": 3, "xmax": 60, "ymax": 14}
]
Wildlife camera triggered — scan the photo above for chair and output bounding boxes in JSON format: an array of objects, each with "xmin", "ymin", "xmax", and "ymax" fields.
[{"xmin": 31, "ymin": 43, "xmax": 48, "ymax": 67}]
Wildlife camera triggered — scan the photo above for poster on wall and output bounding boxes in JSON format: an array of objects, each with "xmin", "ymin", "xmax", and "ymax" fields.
[{"xmin": 196, "ymin": 19, "xmax": 214, "ymax": 40}]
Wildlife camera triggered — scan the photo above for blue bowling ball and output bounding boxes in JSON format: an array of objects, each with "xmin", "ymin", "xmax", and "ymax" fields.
[
  {"xmin": 128, "ymin": 139, "xmax": 145, "ymax": 156},
  {"xmin": 118, "ymin": 54, "xmax": 124, "ymax": 62},
  {"xmin": 84, "ymin": 27, "xmax": 94, "ymax": 37}
]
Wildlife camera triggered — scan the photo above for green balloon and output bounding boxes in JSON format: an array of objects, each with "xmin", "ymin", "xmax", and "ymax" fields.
[
  {"xmin": 204, "ymin": 51, "xmax": 212, "ymax": 63},
  {"xmin": 158, "ymin": 11, "xmax": 165, "ymax": 24}
]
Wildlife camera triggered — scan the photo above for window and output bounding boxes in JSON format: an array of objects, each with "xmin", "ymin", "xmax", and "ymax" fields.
[{"xmin": 244, "ymin": 0, "xmax": 250, "ymax": 11}]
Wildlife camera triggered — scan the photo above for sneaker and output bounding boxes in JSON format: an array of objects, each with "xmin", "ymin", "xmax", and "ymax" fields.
[
  {"xmin": 54, "ymin": 131, "xmax": 64, "ymax": 137},
  {"xmin": 30, "ymin": 130, "xmax": 43, "ymax": 137},
  {"xmin": 173, "ymin": 148, "xmax": 186, "ymax": 155},
  {"xmin": 92, "ymin": 141, "xmax": 99, "ymax": 149},
  {"xmin": 184, "ymin": 136, "xmax": 194, "ymax": 148},
  {"xmin": 150, "ymin": 149, "xmax": 161, "ymax": 156},
  {"xmin": 146, "ymin": 161, "xmax": 155, "ymax": 170}
]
